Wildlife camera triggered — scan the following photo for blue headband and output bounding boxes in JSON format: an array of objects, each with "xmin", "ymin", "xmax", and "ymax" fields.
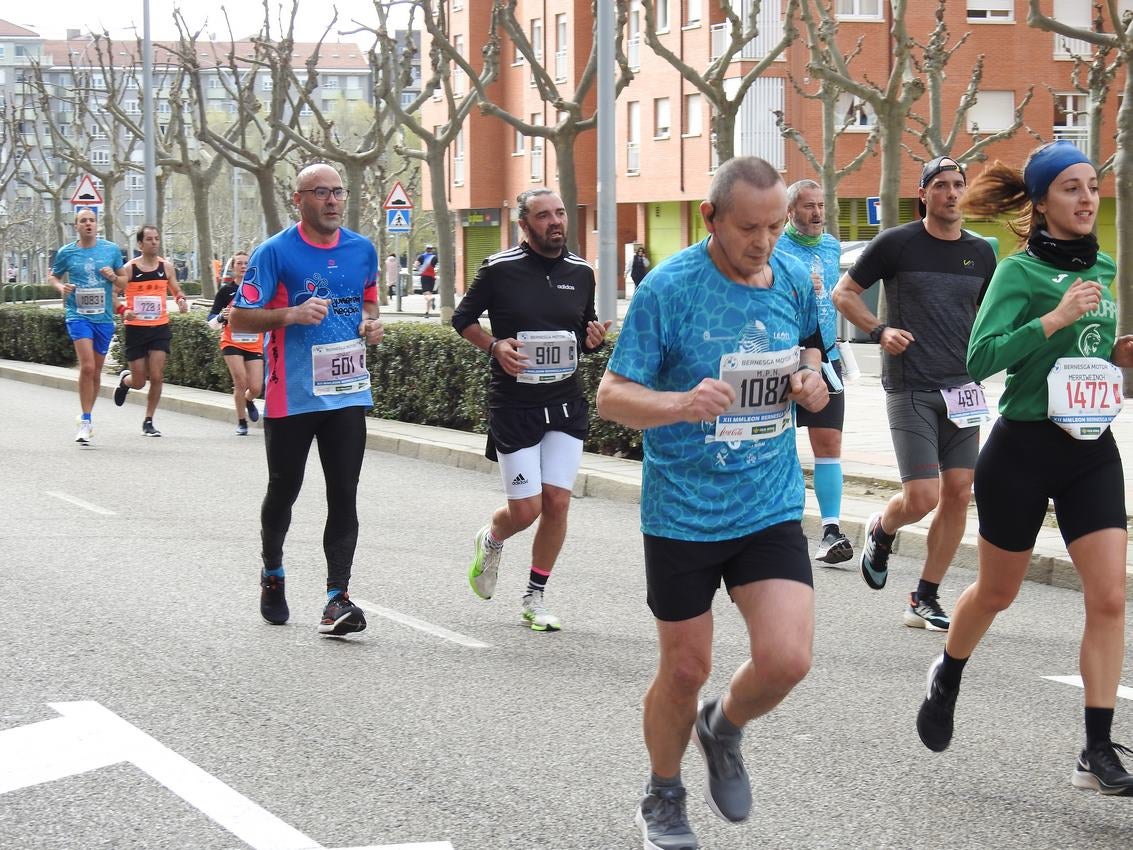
[{"xmin": 1024, "ymin": 141, "xmax": 1092, "ymax": 201}]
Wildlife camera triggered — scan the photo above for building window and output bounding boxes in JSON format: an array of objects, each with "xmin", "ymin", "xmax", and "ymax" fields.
[
  {"xmin": 1054, "ymin": 92, "xmax": 1090, "ymax": 153},
  {"xmin": 91, "ymin": 150, "xmax": 110, "ymax": 166},
  {"xmin": 835, "ymin": 0, "xmax": 881, "ymax": 18},
  {"xmin": 628, "ymin": 7, "xmax": 641, "ymax": 70},
  {"xmin": 685, "ymin": 0, "xmax": 702, "ymax": 25},
  {"xmin": 834, "ymin": 93, "xmax": 877, "ymax": 129},
  {"xmin": 453, "ymin": 129, "xmax": 464, "ymax": 186},
  {"xmin": 91, "ymin": 125, "xmax": 108, "ymax": 140},
  {"xmin": 967, "ymin": 0, "xmax": 1013, "ymax": 21},
  {"xmin": 322, "ymin": 76, "xmax": 340, "ymax": 90},
  {"xmin": 554, "ymin": 13, "xmax": 568, "ymax": 82},
  {"xmin": 127, "ymin": 173, "xmax": 145, "ymax": 190},
  {"xmin": 1052, "ymin": 0, "xmax": 1093, "ymax": 58},
  {"xmin": 262, "ymin": 77, "xmax": 273, "ymax": 92},
  {"xmin": 656, "ymin": 0, "xmax": 670, "ymax": 32},
  {"xmin": 627, "ymin": 100, "xmax": 641, "ymax": 174},
  {"xmin": 531, "ymin": 113, "xmax": 544, "ymax": 181},
  {"xmin": 966, "ymin": 90, "xmax": 1014, "ymax": 133},
  {"xmin": 514, "ymin": 129, "xmax": 526, "ymax": 154},
  {"xmin": 453, "ymin": 34, "xmax": 465, "ymax": 95},
  {"xmin": 654, "ymin": 97, "xmax": 671, "ymax": 139},
  {"xmin": 682, "ymin": 93, "xmax": 702, "ymax": 136}
]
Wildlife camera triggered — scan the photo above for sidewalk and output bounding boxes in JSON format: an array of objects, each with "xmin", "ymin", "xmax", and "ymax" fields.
[{"xmin": 3, "ymin": 351, "xmax": 1131, "ymax": 600}]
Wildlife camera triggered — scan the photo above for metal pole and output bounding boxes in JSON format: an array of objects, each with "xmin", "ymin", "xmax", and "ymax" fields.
[
  {"xmin": 142, "ymin": 0, "xmax": 157, "ymax": 223},
  {"xmin": 395, "ymin": 234, "xmax": 402, "ymax": 313},
  {"xmin": 596, "ymin": 0, "xmax": 617, "ymax": 324}
]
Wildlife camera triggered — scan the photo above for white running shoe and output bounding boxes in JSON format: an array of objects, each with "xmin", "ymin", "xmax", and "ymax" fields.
[
  {"xmin": 468, "ymin": 524, "xmax": 503, "ymax": 600},
  {"xmin": 521, "ymin": 590, "xmax": 562, "ymax": 632},
  {"xmin": 74, "ymin": 420, "xmax": 93, "ymax": 445}
]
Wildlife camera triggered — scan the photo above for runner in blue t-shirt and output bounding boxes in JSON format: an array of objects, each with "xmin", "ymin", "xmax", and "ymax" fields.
[
  {"xmin": 775, "ymin": 179, "xmax": 853, "ymax": 565},
  {"xmin": 597, "ymin": 157, "xmax": 828, "ymax": 850},
  {"xmin": 48, "ymin": 208, "xmax": 124, "ymax": 446},
  {"xmin": 230, "ymin": 163, "xmax": 382, "ymax": 637}
]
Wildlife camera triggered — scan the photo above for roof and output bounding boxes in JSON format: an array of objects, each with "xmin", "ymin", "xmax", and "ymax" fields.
[{"xmin": 0, "ymin": 19, "xmax": 39, "ymax": 37}]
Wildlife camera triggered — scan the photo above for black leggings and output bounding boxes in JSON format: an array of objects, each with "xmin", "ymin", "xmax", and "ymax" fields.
[{"xmin": 261, "ymin": 406, "xmax": 367, "ymax": 591}]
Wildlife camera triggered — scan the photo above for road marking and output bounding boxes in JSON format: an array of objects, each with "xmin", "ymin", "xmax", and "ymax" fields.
[
  {"xmin": 0, "ymin": 701, "xmax": 454, "ymax": 850},
  {"xmin": 352, "ymin": 597, "xmax": 491, "ymax": 648},
  {"xmin": 1043, "ymin": 676, "xmax": 1133, "ymax": 700},
  {"xmin": 45, "ymin": 491, "xmax": 116, "ymax": 515}
]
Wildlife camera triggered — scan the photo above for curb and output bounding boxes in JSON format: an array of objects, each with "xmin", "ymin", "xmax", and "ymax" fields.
[{"xmin": 2, "ymin": 359, "xmax": 1124, "ymax": 600}]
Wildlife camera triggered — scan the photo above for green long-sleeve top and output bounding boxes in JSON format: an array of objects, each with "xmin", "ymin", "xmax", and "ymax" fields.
[{"xmin": 967, "ymin": 250, "xmax": 1118, "ymax": 421}]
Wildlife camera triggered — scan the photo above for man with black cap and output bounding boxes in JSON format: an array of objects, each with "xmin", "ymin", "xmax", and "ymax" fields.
[
  {"xmin": 832, "ymin": 156, "xmax": 996, "ymax": 632},
  {"xmin": 415, "ymin": 243, "xmax": 438, "ymax": 317}
]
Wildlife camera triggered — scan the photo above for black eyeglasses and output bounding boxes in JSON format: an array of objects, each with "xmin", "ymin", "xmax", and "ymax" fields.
[{"xmin": 297, "ymin": 187, "xmax": 349, "ymax": 200}]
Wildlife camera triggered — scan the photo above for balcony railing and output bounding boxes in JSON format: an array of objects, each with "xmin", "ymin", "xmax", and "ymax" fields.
[
  {"xmin": 627, "ymin": 142, "xmax": 640, "ymax": 175},
  {"xmin": 1053, "ymin": 125, "xmax": 1089, "ymax": 154},
  {"xmin": 554, "ymin": 49, "xmax": 567, "ymax": 82},
  {"xmin": 453, "ymin": 154, "xmax": 464, "ymax": 186},
  {"xmin": 627, "ymin": 35, "xmax": 640, "ymax": 70},
  {"xmin": 1054, "ymin": 33, "xmax": 1092, "ymax": 59},
  {"xmin": 530, "ymin": 145, "xmax": 544, "ymax": 181}
]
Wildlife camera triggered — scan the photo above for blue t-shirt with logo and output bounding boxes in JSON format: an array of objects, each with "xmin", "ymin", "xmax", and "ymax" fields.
[
  {"xmin": 53, "ymin": 239, "xmax": 122, "ymax": 324},
  {"xmin": 607, "ymin": 238, "xmax": 819, "ymax": 542},
  {"xmin": 774, "ymin": 231, "xmax": 842, "ymax": 360},
  {"xmin": 235, "ymin": 223, "xmax": 378, "ymax": 417}
]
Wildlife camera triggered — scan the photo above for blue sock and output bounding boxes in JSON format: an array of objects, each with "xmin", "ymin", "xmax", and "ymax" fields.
[
  {"xmin": 81, "ymin": 412, "xmax": 92, "ymax": 422},
  {"xmin": 327, "ymin": 588, "xmax": 344, "ymax": 601},
  {"xmin": 813, "ymin": 458, "xmax": 843, "ymax": 527},
  {"xmin": 262, "ymin": 567, "xmax": 284, "ymax": 578}
]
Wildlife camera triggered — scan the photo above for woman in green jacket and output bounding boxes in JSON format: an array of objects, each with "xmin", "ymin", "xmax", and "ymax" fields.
[{"xmin": 915, "ymin": 141, "xmax": 1133, "ymax": 796}]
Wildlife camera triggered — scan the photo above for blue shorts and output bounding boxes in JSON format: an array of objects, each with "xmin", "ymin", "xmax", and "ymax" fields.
[{"xmin": 66, "ymin": 319, "xmax": 114, "ymax": 355}]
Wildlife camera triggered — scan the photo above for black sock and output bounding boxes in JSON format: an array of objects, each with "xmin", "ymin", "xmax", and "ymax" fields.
[
  {"xmin": 916, "ymin": 579, "xmax": 941, "ymax": 602},
  {"xmin": 238, "ymin": 418, "xmax": 248, "ymax": 427},
  {"xmin": 937, "ymin": 650, "xmax": 968, "ymax": 690},
  {"xmin": 874, "ymin": 520, "xmax": 895, "ymax": 545},
  {"xmin": 526, "ymin": 568, "xmax": 549, "ymax": 596},
  {"xmin": 823, "ymin": 523, "xmax": 840, "ymax": 537},
  {"xmin": 1085, "ymin": 706, "xmax": 1114, "ymax": 749}
]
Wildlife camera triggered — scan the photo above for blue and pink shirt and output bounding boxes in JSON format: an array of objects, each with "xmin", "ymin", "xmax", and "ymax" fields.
[{"xmin": 235, "ymin": 223, "xmax": 378, "ymax": 417}]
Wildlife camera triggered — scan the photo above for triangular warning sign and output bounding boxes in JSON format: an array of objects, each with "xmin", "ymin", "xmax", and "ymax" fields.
[
  {"xmin": 383, "ymin": 181, "xmax": 412, "ymax": 209},
  {"xmin": 70, "ymin": 175, "xmax": 104, "ymax": 205}
]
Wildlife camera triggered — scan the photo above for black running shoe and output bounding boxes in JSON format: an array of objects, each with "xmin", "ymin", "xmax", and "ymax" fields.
[
  {"xmin": 114, "ymin": 370, "xmax": 130, "ymax": 407},
  {"xmin": 917, "ymin": 654, "xmax": 958, "ymax": 752},
  {"xmin": 1072, "ymin": 741, "xmax": 1133, "ymax": 796},
  {"xmin": 260, "ymin": 575, "xmax": 289, "ymax": 625},
  {"xmin": 318, "ymin": 593, "xmax": 367, "ymax": 635},
  {"xmin": 142, "ymin": 419, "xmax": 161, "ymax": 437},
  {"xmin": 860, "ymin": 511, "xmax": 892, "ymax": 590}
]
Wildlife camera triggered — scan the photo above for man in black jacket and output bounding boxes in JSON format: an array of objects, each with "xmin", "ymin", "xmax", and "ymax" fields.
[{"xmin": 452, "ymin": 188, "xmax": 611, "ymax": 631}]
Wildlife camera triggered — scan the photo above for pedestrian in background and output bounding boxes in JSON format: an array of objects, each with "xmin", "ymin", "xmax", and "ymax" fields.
[{"xmin": 916, "ymin": 141, "xmax": 1133, "ymax": 795}]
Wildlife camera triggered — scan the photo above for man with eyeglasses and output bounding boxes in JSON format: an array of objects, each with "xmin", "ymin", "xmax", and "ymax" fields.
[{"xmin": 230, "ymin": 163, "xmax": 383, "ymax": 636}]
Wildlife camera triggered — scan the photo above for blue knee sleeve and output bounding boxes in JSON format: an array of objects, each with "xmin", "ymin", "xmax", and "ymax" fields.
[{"xmin": 813, "ymin": 458, "xmax": 843, "ymax": 526}]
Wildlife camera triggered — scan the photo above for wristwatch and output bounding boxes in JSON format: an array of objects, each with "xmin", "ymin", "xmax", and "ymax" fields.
[{"xmin": 869, "ymin": 324, "xmax": 887, "ymax": 344}]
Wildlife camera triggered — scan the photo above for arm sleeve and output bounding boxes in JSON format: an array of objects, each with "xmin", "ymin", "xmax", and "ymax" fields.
[
  {"xmin": 966, "ymin": 259, "xmax": 1047, "ymax": 382},
  {"xmin": 208, "ymin": 285, "xmax": 233, "ymax": 322},
  {"xmin": 452, "ymin": 259, "xmax": 493, "ymax": 335},
  {"xmin": 362, "ymin": 247, "xmax": 379, "ymax": 305}
]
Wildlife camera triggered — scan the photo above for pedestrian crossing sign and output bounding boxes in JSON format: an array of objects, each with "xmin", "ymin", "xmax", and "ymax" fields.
[{"xmin": 387, "ymin": 208, "xmax": 412, "ymax": 233}]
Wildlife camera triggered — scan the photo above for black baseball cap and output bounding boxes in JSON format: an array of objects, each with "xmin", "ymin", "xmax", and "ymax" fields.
[{"xmin": 918, "ymin": 156, "xmax": 964, "ymax": 217}]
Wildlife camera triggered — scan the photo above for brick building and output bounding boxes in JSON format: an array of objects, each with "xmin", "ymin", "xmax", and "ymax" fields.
[{"xmin": 422, "ymin": 0, "xmax": 1130, "ymax": 292}]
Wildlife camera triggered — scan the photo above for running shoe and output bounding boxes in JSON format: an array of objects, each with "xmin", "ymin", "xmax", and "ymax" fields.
[
  {"xmin": 1072, "ymin": 741, "xmax": 1133, "ymax": 796},
  {"xmin": 520, "ymin": 590, "xmax": 562, "ymax": 631},
  {"xmin": 113, "ymin": 370, "xmax": 130, "ymax": 406},
  {"xmin": 860, "ymin": 511, "xmax": 891, "ymax": 590},
  {"xmin": 74, "ymin": 420, "xmax": 93, "ymax": 445},
  {"xmin": 246, "ymin": 399, "xmax": 260, "ymax": 423},
  {"xmin": 917, "ymin": 654, "xmax": 958, "ymax": 752},
  {"xmin": 468, "ymin": 524, "xmax": 502, "ymax": 600},
  {"xmin": 692, "ymin": 697, "xmax": 751, "ymax": 823},
  {"xmin": 903, "ymin": 593, "xmax": 950, "ymax": 631},
  {"xmin": 259, "ymin": 574, "xmax": 289, "ymax": 625},
  {"xmin": 318, "ymin": 593, "xmax": 367, "ymax": 635},
  {"xmin": 142, "ymin": 419, "xmax": 162, "ymax": 437},
  {"xmin": 814, "ymin": 527, "xmax": 853, "ymax": 564},
  {"xmin": 235, "ymin": 423, "xmax": 249, "ymax": 436},
  {"xmin": 635, "ymin": 783, "xmax": 700, "ymax": 850}
]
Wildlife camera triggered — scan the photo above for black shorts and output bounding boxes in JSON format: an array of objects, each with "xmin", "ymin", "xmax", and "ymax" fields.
[
  {"xmin": 419, "ymin": 276, "xmax": 436, "ymax": 293},
  {"xmin": 796, "ymin": 359, "xmax": 845, "ymax": 431},
  {"xmin": 975, "ymin": 417, "xmax": 1126, "ymax": 552},
  {"xmin": 220, "ymin": 346, "xmax": 265, "ymax": 361},
  {"xmin": 123, "ymin": 323, "xmax": 172, "ymax": 362},
  {"xmin": 643, "ymin": 521, "xmax": 813, "ymax": 622},
  {"xmin": 485, "ymin": 396, "xmax": 589, "ymax": 461}
]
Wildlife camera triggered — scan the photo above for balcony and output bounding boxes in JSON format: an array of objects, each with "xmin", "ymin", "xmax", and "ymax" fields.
[
  {"xmin": 628, "ymin": 35, "xmax": 640, "ymax": 70},
  {"xmin": 530, "ymin": 145, "xmax": 544, "ymax": 181},
  {"xmin": 554, "ymin": 49, "xmax": 567, "ymax": 82},
  {"xmin": 1054, "ymin": 32, "xmax": 1092, "ymax": 59},
  {"xmin": 1053, "ymin": 125, "xmax": 1089, "ymax": 154},
  {"xmin": 627, "ymin": 142, "xmax": 640, "ymax": 175}
]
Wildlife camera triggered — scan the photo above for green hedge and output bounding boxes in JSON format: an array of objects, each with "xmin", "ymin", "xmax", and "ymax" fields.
[
  {"xmin": 0, "ymin": 306, "xmax": 644, "ymax": 458},
  {"xmin": 1, "ymin": 284, "xmax": 59, "ymax": 303}
]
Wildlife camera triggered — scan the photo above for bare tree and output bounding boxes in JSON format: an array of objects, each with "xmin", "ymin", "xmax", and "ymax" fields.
[
  {"xmin": 1028, "ymin": 0, "xmax": 1133, "ymax": 390},
  {"xmin": 368, "ymin": 0, "xmax": 502, "ymax": 321},
  {"xmin": 909, "ymin": 0, "xmax": 1033, "ymax": 166},
  {"xmin": 773, "ymin": 10, "xmax": 877, "ymax": 240},
  {"xmin": 462, "ymin": 0, "xmax": 633, "ymax": 253},
  {"xmin": 642, "ymin": 0, "xmax": 801, "ymax": 164}
]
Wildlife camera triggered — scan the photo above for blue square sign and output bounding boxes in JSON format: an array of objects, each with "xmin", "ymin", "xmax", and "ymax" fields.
[
  {"xmin": 386, "ymin": 208, "xmax": 412, "ymax": 233},
  {"xmin": 866, "ymin": 196, "xmax": 881, "ymax": 226}
]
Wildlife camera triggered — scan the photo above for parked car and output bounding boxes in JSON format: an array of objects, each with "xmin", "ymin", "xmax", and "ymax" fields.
[{"xmin": 387, "ymin": 269, "xmax": 422, "ymax": 297}]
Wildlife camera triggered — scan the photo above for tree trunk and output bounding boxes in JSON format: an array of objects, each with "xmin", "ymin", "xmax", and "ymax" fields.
[
  {"xmin": 189, "ymin": 171, "xmax": 216, "ymax": 298},
  {"xmin": 552, "ymin": 131, "xmax": 582, "ymax": 255},
  {"xmin": 426, "ymin": 147, "xmax": 455, "ymax": 322},
  {"xmin": 343, "ymin": 160, "xmax": 366, "ymax": 234},
  {"xmin": 255, "ymin": 169, "xmax": 284, "ymax": 236},
  {"xmin": 710, "ymin": 107, "xmax": 737, "ymax": 165}
]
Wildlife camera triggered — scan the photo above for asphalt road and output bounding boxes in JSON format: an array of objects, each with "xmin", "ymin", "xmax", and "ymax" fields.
[{"xmin": 1, "ymin": 378, "xmax": 1131, "ymax": 850}]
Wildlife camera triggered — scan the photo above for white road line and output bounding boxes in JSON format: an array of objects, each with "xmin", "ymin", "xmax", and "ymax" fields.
[
  {"xmin": 1043, "ymin": 675, "xmax": 1133, "ymax": 701},
  {"xmin": 0, "ymin": 702, "xmax": 454, "ymax": 850},
  {"xmin": 351, "ymin": 598, "xmax": 491, "ymax": 649},
  {"xmin": 45, "ymin": 491, "xmax": 115, "ymax": 515}
]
